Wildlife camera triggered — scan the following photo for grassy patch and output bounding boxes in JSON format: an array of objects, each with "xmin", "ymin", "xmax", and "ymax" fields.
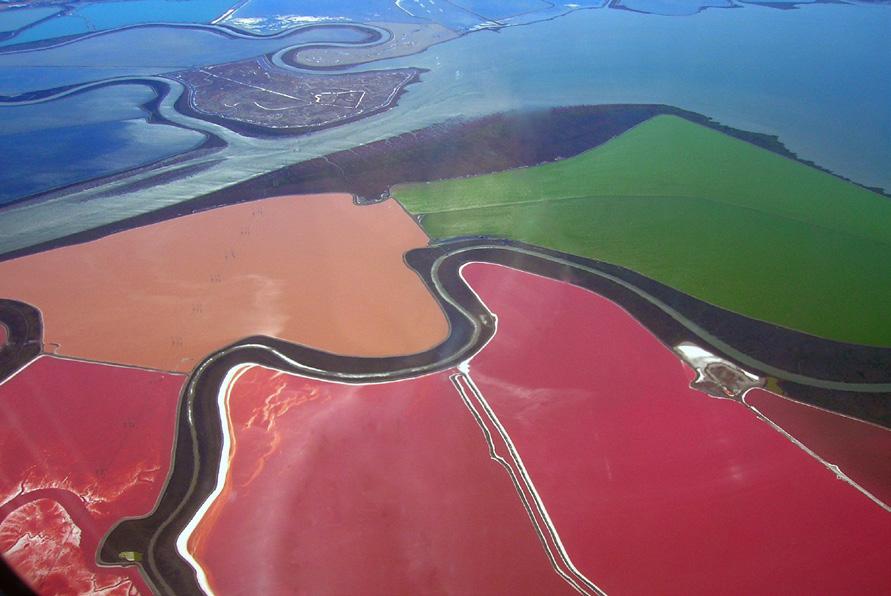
[{"xmin": 394, "ymin": 115, "xmax": 891, "ymax": 346}]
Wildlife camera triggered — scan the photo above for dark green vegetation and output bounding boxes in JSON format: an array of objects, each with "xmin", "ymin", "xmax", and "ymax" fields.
[
  {"xmin": 394, "ymin": 115, "xmax": 891, "ymax": 347},
  {"xmin": 11, "ymin": 104, "xmax": 870, "ymax": 260}
]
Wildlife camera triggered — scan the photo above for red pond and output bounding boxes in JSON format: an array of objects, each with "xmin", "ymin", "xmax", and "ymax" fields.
[
  {"xmin": 187, "ymin": 364, "xmax": 572, "ymax": 595},
  {"xmin": 0, "ymin": 356, "xmax": 184, "ymax": 594},
  {"xmin": 181, "ymin": 263, "xmax": 891, "ymax": 594},
  {"xmin": 744, "ymin": 388, "xmax": 891, "ymax": 507},
  {"xmin": 461, "ymin": 262, "xmax": 891, "ymax": 594}
]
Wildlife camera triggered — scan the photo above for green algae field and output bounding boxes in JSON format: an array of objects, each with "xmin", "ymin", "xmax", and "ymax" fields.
[{"xmin": 393, "ymin": 115, "xmax": 891, "ymax": 346}]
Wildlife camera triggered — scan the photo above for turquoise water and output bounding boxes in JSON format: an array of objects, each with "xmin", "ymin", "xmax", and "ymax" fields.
[{"xmin": 0, "ymin": 0, "xmax": 238, "ymax": 48}]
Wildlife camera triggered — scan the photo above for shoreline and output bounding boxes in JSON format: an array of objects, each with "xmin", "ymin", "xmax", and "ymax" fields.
[{"xmin": 3, "ymin": 102, "xmax": 884, "ymax": 261}]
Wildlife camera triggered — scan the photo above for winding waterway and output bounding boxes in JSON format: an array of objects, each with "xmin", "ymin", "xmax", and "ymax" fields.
[{"xmin": 0, "ymin": 3, "xmax": 889, "ymax": 254}]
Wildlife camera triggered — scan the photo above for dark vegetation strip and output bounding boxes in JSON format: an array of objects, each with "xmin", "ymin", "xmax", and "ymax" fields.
[
  {"xmin": 4, "ymin": 102, "xmax": 884, "ymax": 262},
  {"xmin": 0, "ymin": 299, "xmax": 41, "ymax": 382}
]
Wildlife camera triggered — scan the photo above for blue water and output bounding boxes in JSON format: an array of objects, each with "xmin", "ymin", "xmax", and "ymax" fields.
[
  {"xmin": 743, "ymin": 0, "xmax": 817, "ymax": 4},
  {"xmin": 370, "ymin": 3, "xmax": 891, "ymax": 191},
  {"xmin": 222, "ymin": 0, "xmax": 605, "ymax": 34},
  {"xmin": 0, "ymin": 1, "xmax": 889, "ymax": 251},
  {"xmin": 0, "ymin": 24, "xmax": 370, "ymax": 96},
  {"xmin": 0, "ymin": 85, "xmax": 205, "ymax": 203},
  {"xmin": 222, "ymin": 0, "xmax": 423, "ymax": 33},
  {"xmin": 0, "ymin": 84, "xmax": 157, "ymax": 134},
  {"xmin": 0, "ymin": 6, "xmax": 61, "ymax": 34},
  {"xmin": 495, "ymin": 2, "xmax": 608, "ymax": 27},
  {"xmin": 221, "ymin": 0, "xmax": 488, "ymax": 32},
  {"xmin": 614, "ymin": 0, "xmax": 732, "ymax": 16},
  {"xmin": 0, "ymin": 0, "xmax": 239, "ymax": 48},
  {"xmin": 394, "ymin": 0, "xmax": 490, "ymax": 29},
  {"xmin": 615, "ymin": 0, "xmax": 818, "ymax": 15},
  {"xmin": 450, "ymin": 0, "xmax": 551, "ymax": 20}
]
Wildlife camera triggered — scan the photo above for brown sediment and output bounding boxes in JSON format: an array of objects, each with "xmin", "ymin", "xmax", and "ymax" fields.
[
  {"xmin": 0, "ymin": 193, "xmax": 448, "ymax": 372},
  {"xmin": 284, "ymin": 22, "xmax": 459, "ymax": 70},
  {"xmin": 170, "ymin": 61, "xmax": 425, "ymax": 138}
]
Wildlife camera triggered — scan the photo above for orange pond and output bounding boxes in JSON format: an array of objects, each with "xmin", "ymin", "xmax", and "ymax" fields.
[{"xmin": 0, "ymin": 194, "xmax": 448, "ymax": 372}]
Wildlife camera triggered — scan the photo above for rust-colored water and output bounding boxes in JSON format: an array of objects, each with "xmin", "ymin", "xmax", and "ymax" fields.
[
  {"xmin": 188, "ymin": 365, "xmax": 572, "ymax": 595},
  {"xmin": 0, "ymin": 356, "xmax": 184, "ymax": 594},
  {"xmin": 0, "ymin": 194, "xmax": 448, "ymax": 372},
  {"xmin": 461, "ymin": 263, "xmax": 891, "ymax": 595}
]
